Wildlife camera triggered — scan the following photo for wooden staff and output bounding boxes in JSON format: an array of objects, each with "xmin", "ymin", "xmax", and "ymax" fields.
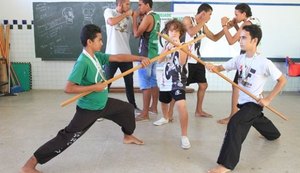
[
  {"xmin": 5, "ymin": 25, "xmax": 10, "ymax": 58},
  {"xmin": 158, "ymin": 32, "xmax": 288, "ymax": 121},
  {"xmin": 60, "ymin": 34, "xmax": 206, "ymax": 107},
  {"xmin": 0, "ymin": 25, "xmax": 5, "ymax": 57}
]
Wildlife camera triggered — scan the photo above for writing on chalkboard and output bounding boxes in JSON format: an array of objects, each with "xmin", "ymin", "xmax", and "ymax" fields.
[{"xmin": 33, "ymin": 2, "xmax": 171, "ymax": 60}]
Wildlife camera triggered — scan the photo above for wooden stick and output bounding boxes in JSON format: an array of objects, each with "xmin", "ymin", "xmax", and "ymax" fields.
[
  {"xmin": 0, "ymin": 39, "xmax": 5, "ymax": 58},
  {"xmin": 158, "ymin": 32, "xmax": 288, "ymax": 121},
  {"xmin": 0, "ymin": 25, "xmax": 5, "ymax": 57},
  {"xmin": 5, "ymin": 25, "xmax": 10, "ymax": 58},
  {"xmin": 60, "ymin": 34, "xmax": 206, "ymax": 107}
]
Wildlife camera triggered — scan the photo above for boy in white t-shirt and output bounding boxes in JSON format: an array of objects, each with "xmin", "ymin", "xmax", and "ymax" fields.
[
  {"xmin": 104, "ymin": 0, "xmax": 141, "ymax": 113},
  {"xmin": 206, "ymin": 25, "xmax": 286, "ymax": 173},
  {"xmin": 219, "ymin": 3, "xmax": 261, "ymax": 124},
  {"xmin": 154, "ymin": 19, "xmax": 191, "ymax": 149}
]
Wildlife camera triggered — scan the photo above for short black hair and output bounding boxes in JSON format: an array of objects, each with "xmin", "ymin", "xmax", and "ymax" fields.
[
  {"xmin": 197, "ymin": 3, "xmax": 213, "ymax": 14},
  {"xmin": 242, "ymin": 24, "xmax": 262, "ymax": 45},
  {"xmin": 141, "ymin": 0, "xmax": 153, "ymax": 8},
  {"xmin": 80, "ymin": 24, "xmax": 101, "ymax": 47},
  {"xmin": 235, "ymin": 3, "xmax": 252, "ymax": 17}
]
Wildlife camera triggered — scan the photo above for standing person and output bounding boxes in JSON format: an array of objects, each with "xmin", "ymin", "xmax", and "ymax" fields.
[
  {"xmin": 182, "ymin": 3, "xmax": 225, "ymax": 118},
  {"xmin": 206, "ymin": 24, "xmax": 286, "ymax": 173},
  {"xmin": 132, "ymin": 0, "xmax": 160, "ymax": 121},
  {"xmin": 20, "ymin": 24, "xmax": 150, "ymax": 173},
  {"xmin": 104, "ymin": 0, "xmax": 141, "ymax": 114},
  {"xmin": 153, "ymin": 19, "xmax": 191, "ymax": 149},
  {"xmin": 218, "ymin": 3, "xmax": 261, "ymax": 124}
]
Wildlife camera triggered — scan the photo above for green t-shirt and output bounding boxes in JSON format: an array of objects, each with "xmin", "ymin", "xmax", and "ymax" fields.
[{"xmin": 68, "ymin": 51, "xmax": 110, "ymax": 110}]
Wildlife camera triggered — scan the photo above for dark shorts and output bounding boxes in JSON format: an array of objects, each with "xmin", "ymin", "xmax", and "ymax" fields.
[
  {"xmin": 187, "ymin": 62, "xmax": 207, "ymax": 85},
  {"xmin": 159, "ymin": 89, "xmax": 186, "ymax": 103}
]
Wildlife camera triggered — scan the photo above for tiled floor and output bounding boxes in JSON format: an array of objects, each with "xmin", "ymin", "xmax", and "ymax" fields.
[{"xmin": 0, "ymin": 90, "xmax": 299, "ymax": 173}]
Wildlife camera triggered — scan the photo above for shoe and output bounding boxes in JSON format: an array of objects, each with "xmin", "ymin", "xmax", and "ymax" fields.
[
  {"xmin": 181, "ymin": 136, "xmax": 191, "ymax": 149},
  {"xmin": 153, "ymin": 117, "xmax": 169, "ymax": 126},
  {"xmin": 96, "ymin": 118, "xmax": 105, "ymax": 122}
]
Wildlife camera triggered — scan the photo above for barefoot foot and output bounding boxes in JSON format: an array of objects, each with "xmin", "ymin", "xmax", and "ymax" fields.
[
  {"xmin": 123, "ymin": 135, "xmax": 144, "ymax": 145},
  {"xmin": 217, "ymin": 117, "xmax": 230, "ymax": 124},
  {"xmin": 20, "ymin": 167, "xmax": 42, "ymax": 173},
  {"xmin": 135, "ymin": 114, "xmax": 149, "ymax": 122},
  {"xmin": 208, "ymin": 165, "xmax": 231, "ymax": 173},
  {"xmin": 195, "ymin": 111, "xmax": 213, "ymax": 118},
  {"xmin": 20, "ymin": 156, "xmax": 41, "ymax": 173}
]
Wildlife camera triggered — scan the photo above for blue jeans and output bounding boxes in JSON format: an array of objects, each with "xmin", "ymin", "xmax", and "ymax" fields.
[{"xmin": 138, "ymin": 62, "xmax": 157, "ymax": 90}]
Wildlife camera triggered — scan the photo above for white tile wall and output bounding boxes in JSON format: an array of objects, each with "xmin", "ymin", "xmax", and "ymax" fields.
[{"xmin": 9, "ymin": 28, "xmax": 74, "ymax": 89}]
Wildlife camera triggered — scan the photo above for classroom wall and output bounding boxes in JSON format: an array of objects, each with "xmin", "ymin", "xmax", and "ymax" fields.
[
  {"xmin": 1, "ymin": 0, "xmax": 299, "ymax": 91},
  {"xmin": 173, "ymin": 1, "xmax": 300, "ymax": 58}
]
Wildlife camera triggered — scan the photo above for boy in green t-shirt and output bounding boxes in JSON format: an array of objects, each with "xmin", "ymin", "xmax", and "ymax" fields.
[{"xmin": 20, "ymin": 24, "xmax": 150, "ymax": 173}]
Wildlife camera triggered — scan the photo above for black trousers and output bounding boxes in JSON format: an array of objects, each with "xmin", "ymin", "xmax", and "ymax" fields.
[
  {"xmin": 217, "ymin": 102, "xmax": 281, "ymax": 170},
  {"xmin": 105, "ymin": 62, "xmax": 137, "ymax": 108},
  {"xmin": 34, "ymin": 98, "xmax": 135, "ymax": 164}
]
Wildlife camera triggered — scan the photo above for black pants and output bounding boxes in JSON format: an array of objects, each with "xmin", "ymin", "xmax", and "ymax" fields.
[
  {"xmin": 105, "ymin": 62, "xmax": 137, "ymax": 108},
  {"xmin": 217, "ymin": 102, "xmax": 281, "ymax": 170},
  {"xmin": 34, "ymin": 98, "xmax": 135, "ymax": 164}
]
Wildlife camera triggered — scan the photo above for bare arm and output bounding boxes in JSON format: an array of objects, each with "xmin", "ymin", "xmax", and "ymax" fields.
[
  {"xmin": 132, "ymin": 12, "xmax": 152, "ymax": 38},
  {"xmin": 205, "ymin": 63, "xmax": 225, "ymax": 73},
  {"xmin": 258, "ymin": 75, "xmax": 287, "ymax": 106},
  {"xmin": 64, "ymin": 81, "xmax": 107, "ymax": 94},
  {"xmin": 178, "ymin": 45, "xmax": 189, "ymax": 65},
  {"xmin": 227, "ymin": 18, "xmax": 239, "ymax": 31},
  {"xmin": 106, "ymin": 10, "xmax": 132, "ymax": 26},
  {"xmin": 182, "ymin": 16, "xmax": 205, "ymax": 37},
  {"xmin": 109, "ymin": 54, "xmax": 145, "ymax": 62},
  {"xmin": 222, "ymin": 17, "xmax": 252, "ymax": 45},
  {"xmin": 203, "ymin": 25, "xmax": 224, "ymax": 42},
  {"xmin": 109, "ymin": 54, "xmax": 151, "ymax": 67}
]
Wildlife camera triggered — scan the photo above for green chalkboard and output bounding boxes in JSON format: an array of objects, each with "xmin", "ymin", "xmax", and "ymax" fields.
[{"xmin": 33, "ymin": 2, "xmax": 171, "ymax": 60}]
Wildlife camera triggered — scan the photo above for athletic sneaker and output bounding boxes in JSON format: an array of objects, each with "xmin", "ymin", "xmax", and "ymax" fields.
[
  {"xmin": 153, "ymin": 117, "xmax": 169, "ymax": 126},
  {"xmin": 96, "ymin": 118, "xmax": 104, "ymax": 122},
  {"xmin": 181, "ymin": 136, "xmax": 191, "ymax": 149}
]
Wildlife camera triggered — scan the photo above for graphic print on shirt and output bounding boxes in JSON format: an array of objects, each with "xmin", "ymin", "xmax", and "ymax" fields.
[
  {"xmin": 115, "ymin": 18, "xmax": 129, "ymax": 33},
  {"xmin": 237, "ymin": 57, "xmax": 257, "ymax": 87},
  {"xmin": 161, "ymin": 51, "xmax": 187, "ymax": 91}
]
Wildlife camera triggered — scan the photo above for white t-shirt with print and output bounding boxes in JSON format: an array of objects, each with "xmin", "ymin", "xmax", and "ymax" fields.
[
  {"xmin": 158, "ymin": 51, "xmax": 187, "ymax": 91},
  {"xmin": 223, "ymin": 54, "xmax": 282, "ymax": 105},
  {"xmin": 104, "ymin": 8, "xmax": 132, "ymax": 54}
]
